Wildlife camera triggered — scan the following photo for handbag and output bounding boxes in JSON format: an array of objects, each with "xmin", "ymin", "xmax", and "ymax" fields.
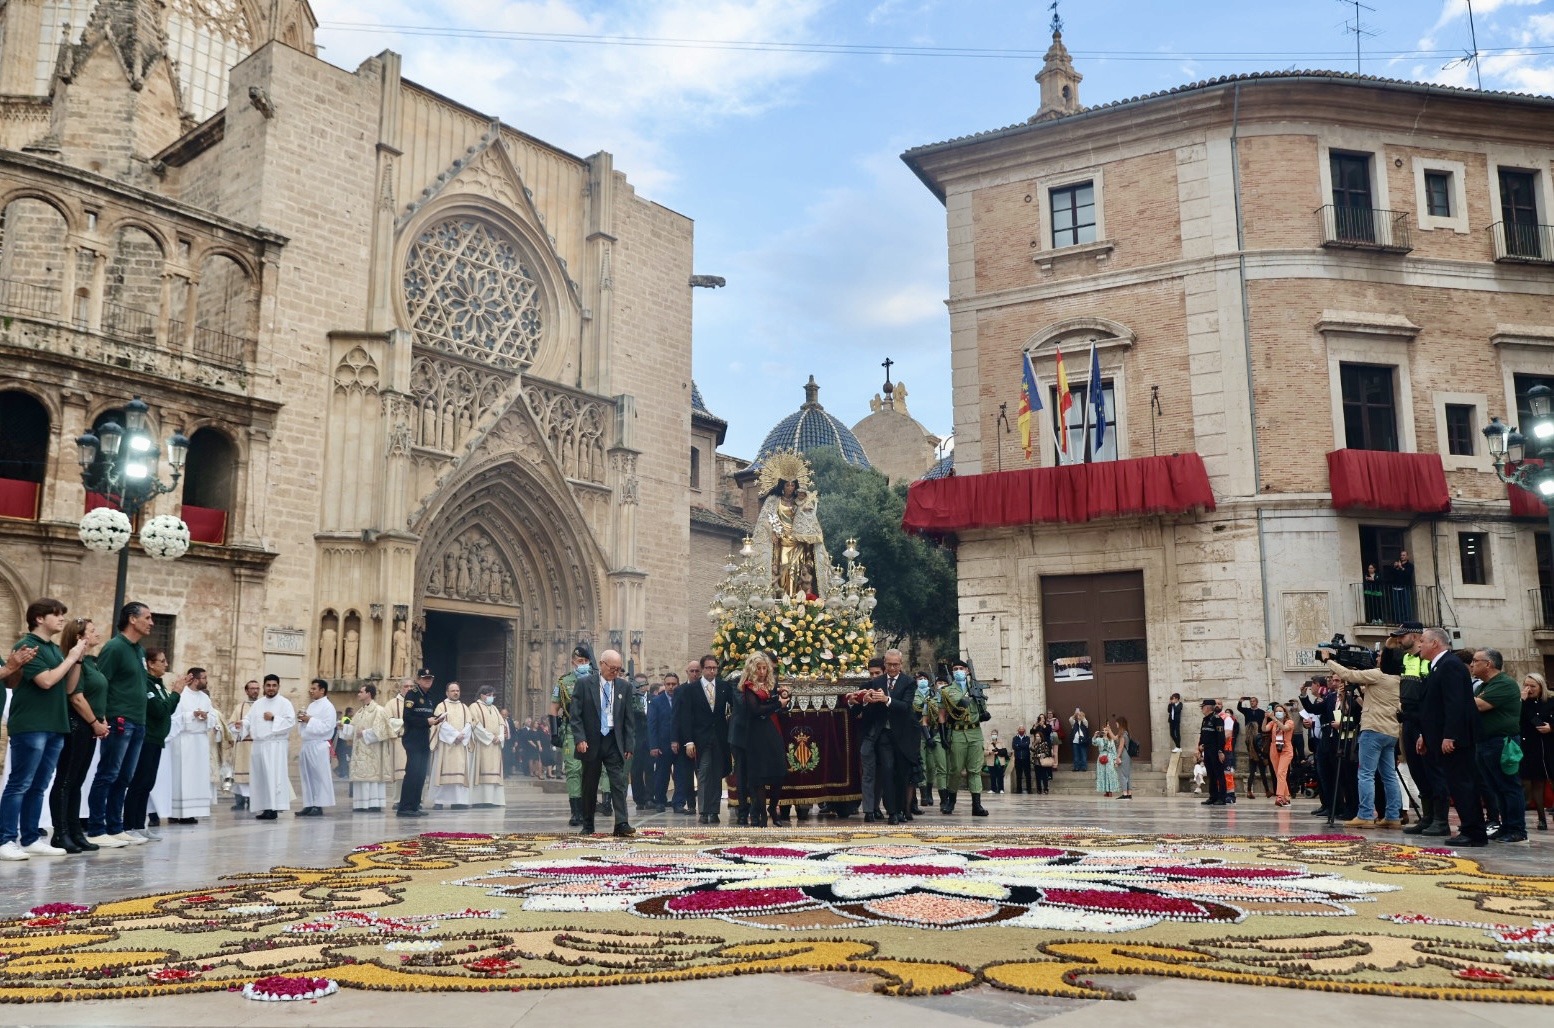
[
  {"xmin": 1038, "ymin": 755, "xmax": 1057, "ymax": 768},
  {"xmin": 1098, "ymin": 753, "xmax": 1109, "ymax": 765},
  {"xmin": 1500, "ymin": 737, "xmax": 1523, "ymax": 775}
]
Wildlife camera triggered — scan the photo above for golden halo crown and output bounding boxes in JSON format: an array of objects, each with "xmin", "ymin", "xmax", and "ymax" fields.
[{"xmin": 756, "ymin": 450, "xmax": 814, "ymax": 496}]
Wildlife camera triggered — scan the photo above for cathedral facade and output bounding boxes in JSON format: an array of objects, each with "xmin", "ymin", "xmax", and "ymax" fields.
[{"xmin": 0, "ymin": 1, "xmax": 696, "ymax": 717}]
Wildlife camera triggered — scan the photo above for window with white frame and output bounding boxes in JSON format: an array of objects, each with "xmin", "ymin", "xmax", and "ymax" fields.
[
  {"xmin": 1049, "ymin": 182, "xmax": 1096, "ymax": 249},
  {"xmin": 1412, "ymin": 157, "xmax": 1469, "ymax": 233},
  {"xmin": 1049, "ymin": 379, "xmax": 1116, "ymax": 464}
]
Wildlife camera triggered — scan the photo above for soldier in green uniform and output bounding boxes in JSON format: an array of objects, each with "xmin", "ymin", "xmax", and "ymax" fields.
[
  {"xmin": 550, "ymin": 644, "xmax": 612, "ymax": 827},
  {"xmin": 940, "ymin": 658, "xmax": 989, "ymax": 817},
  {"xmin": 914, "ymin": 671, "xmax": 945, "ymax": 813}
]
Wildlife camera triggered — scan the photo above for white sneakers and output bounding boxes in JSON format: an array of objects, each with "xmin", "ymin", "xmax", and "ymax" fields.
[
  {"xmin": 22, "ymin": 839, "xmax": 66, "ymax": 857},
  {"xmin": 123, "ymin": 829, "xmax": 160, "ymax": 843},
  {"xmin": 118, "ymin": 831, "xmax": 149, "ymax": 846},
  {"xmin": 0, "ymin": 841, "xmax": 29, "ymax": 861},
  {"xmin": 86, "ymin": 833, "xmax": 129, "ymax": 849}
]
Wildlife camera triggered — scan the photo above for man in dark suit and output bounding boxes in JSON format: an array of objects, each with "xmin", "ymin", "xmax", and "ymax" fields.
[
  {"xmin": 647, "ymin": 673, "xmax": 688, "ymax": 813},
  {"xmin": 675, "ymin": 654, "xmax": 734, "ymax": 824},
  {"xmin": 1416, "ymin": 627, "xmax": 1486, "ymax": 846},
  {"xmin": 863, "ymin": 649, "xmax": 920, "ymax": 825},
  {"xmin": 568, "ymin": 648, "xmax": 635, "ymax": 837}
]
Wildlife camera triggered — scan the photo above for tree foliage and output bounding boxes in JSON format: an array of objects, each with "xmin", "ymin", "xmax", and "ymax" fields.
[{"xmin": 803, "ymin": 447, "xmax": 957, "ymax": 656}]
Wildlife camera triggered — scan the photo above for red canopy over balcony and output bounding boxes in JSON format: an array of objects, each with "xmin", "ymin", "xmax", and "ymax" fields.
[
  {"xmin": 1508, "ymin": 459, "xmax": 1548, "ymax": 517},
  {"xmin": 1326, "ymin": 449, "xmax": 1450, "ymax": 514},
  {"xmin": 902, "ymin": 453, "xmax": 1216, "ymax": 534}
]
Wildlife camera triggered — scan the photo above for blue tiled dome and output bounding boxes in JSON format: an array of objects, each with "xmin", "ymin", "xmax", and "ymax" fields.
[
  {"xmin": 755, "ymin": 376, "xmax": 873, "ymax": 469},
  {"xmin": 921, "ymin": 451, "xmax": 954, "ymax": 480}
]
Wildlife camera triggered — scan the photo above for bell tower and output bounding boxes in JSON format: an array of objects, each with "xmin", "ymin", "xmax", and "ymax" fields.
[{"xmin": 1031, "ymin": 11, "xmax": 1082, "ymax": 123}]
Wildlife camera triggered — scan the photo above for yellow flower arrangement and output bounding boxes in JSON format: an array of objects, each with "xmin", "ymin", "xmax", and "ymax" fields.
[{"xmin": 711, "ymin": 596, "xmax": 874, "ymax": 679}]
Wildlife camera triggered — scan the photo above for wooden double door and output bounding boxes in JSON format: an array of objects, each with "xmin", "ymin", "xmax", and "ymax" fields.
[{"xmin": 1041, "ymin": 571, "xmax": 1152, "ymax": 762}]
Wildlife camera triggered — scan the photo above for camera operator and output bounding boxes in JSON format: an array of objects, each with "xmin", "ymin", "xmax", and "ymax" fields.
[
  {"xmin": 1299, "ymin": 677, "xmax": 1339, "ymax": 817},
  {"xmin": 1323, "ymin": 642, "xmax": 1404, "ymax": 829}
]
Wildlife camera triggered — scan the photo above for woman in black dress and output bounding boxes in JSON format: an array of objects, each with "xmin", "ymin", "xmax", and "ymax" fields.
[
  {"xmin": 1521, "ymin": 673, "xmax": 1551, "ymax": 832},
  {"xmin": 739, "ymin": 651, "xmax": 790, "ymax": 827}
]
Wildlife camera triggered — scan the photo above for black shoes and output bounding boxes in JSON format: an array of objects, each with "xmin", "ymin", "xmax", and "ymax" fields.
[
  {"xmin": 1310, "ymin": 808, "xmax": 1331, "ymax": 817},
  {"xmin": 613, "ymin": 823, "xmax": 635, "ymax": 837},
  {"xmin": 394, "ymin": 808, "xmax": 425, "ymax": 818},
  {"xmin": 567, "ymin": 799, "xmax": 583, "ymax": 827},
  {"xmin": 1493, "ymin": 830, "xmax": 1529, "ymax": 843},
  {"xmin": 293, "ymin": 807, "xmax": 323, "ymax": 817},
  {"xmin": 1419, "ymin": 822, "xmax": 1451, "ymax": 837},
  {"xmin": 698, "ymin": 813, "xmax": 710, "ymax": 824},
  {"xmin": 971, "ymin": 796, "xmax": 989, "ymax": 817},
  {"xmin": 255, "ymin": 810, "xmax": 278, "ymax": 820},
  {"xmin": 579, "ymin": 823, "xmax": 595, "ymax": 835},
  {"xmin": 1444, "ymin": 834, "xmax": 1489, "ymax": 847}
]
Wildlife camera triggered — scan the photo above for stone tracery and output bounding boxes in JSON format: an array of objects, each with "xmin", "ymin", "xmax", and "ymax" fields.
[
  {"xmin": 409, "ymin": 354, "xmax": 506, "ymax": 453},
  {"xmin": 524, "ymin": 382, "xmax": 608, "ymax": 484},
  {"xmin": 403, "ymin": 217, "xmax": 545, "ymax": 370}
]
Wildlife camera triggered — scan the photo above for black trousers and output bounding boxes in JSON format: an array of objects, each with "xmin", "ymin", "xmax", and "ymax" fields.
[
  {"xmin": 728, "ymin": 745, "xmax": 753, "ymax": 815},
  {"xmin": 123, "ymin": 739, "xmax": 164, "ymax": 830},
  {"xmin": 877, "ymin": 738, "xmax": 910, "ymax": 817},
  {"xmin": 694, "ymin": 741, "xmax": 727, "ymax": 815},
  {"xmin": 1315, "ymin": 736, "xmax": 1338, "ymax": 810},
  {"xmin": 631, "ymin": 749, "xmax": 652, "ymax": 806},
  {"xmin": 1203, "ymin": 744, "xmax": 1226, "ymax": 803},
  {"xmin": 580, "ymin": 734, "xmax": 629, "ymax": 828},
  {"xmin": 399, "ymin": 733, "xmax": 430, "ymax": 811},
  {"xmin": 1013, "ymin": 758, "xmax": 1033, "ymax": 793},
  {"xmin": 1400, "ymin": 719, "xmax": 1443, "ymax": 820},
  {"xmin": 48, "ymin": 718, "xmax": 97, "ymax": 832},
  {"xmin": 1438, "ymin": 746, "xmax": 1486, "ymax": 839}
]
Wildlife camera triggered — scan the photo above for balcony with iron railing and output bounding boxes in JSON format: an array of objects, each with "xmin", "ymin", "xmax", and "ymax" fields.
[
  {"xmin": 1316, "ymin": 205, "xmax": 1412, "ymax": 253},
  {"xmin": 0, "ymin": 278, "xmax": 62, "ymax": 320},
  {"xmin": 1490, "ymin": 221, "xmax": 1554, "ymax": 264},
  {"xmin": 1351, "ymin": 582, "xmax": 1438, "ymax": 629},
  {"xmin": 1534, "ymin": 587, "xmax": 1554, "ymax": 632}
]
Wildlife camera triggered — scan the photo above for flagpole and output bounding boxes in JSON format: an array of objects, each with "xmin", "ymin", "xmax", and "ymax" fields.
[{"xmin": 1080, "ymin": 342, "xmax": 1096, "ymax": 464}]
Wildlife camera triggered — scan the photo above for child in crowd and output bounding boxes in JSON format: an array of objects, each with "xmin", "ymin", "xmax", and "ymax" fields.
[{"xmin": 1192, "ymin": 759, "xmax": 1207, "ymax": 794}]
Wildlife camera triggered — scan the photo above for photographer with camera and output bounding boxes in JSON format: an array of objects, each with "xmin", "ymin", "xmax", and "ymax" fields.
[{"xmin": 1322, "ymin": 641, "xmax": 1404, "ymax": 829}]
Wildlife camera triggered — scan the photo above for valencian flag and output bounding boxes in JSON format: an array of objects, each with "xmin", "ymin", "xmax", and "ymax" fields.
[
  {"xmin": 1017, "ymin": 351, "xmax": 1043, "ymax": 459},
  {"xmin": 1053, "ymin": 346, "xmax": 1073, "ymax": 462},
  {"xmin": 1087, "ymin": 341, "xmax": 1107, "ymax": 454}
]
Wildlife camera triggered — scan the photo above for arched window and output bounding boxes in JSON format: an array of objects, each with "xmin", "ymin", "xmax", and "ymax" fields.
[
  {"xmin": 102, "ymin": 226, "xmax": 164, "ymax": 343},
  {"xmin": 166, "ymin": 0, "xmax": 256, "ymax": 122},
  {"xmin": 33, "ymin": 2, "xmax": 93, "ymax": 94},
  {"xmin": 181, "ymin": 427, "xmax": 235, "ymax": 544},
  {"xmin": 0, "ymin": 198, "xmax": 69, "ymax": 320},
  {"xmin": 0, "ymin": 391, "xmax": 49, "ymax": 521},
  {"xmin": 193, "ymin": 254, "xmax": 255, "ymax": 365}
]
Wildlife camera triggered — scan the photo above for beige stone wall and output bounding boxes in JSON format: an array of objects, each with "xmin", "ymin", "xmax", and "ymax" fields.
[{"xmin": 687, "ymin": 527, "xmax": 739, "ymax": 664}]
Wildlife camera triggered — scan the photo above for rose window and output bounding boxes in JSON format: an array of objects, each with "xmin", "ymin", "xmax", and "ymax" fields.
[{"xmin": 403, "ymin": 218, "xmax": 545, "ymax": 369}]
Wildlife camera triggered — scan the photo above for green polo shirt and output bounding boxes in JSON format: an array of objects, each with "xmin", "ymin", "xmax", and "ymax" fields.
[
  {"xmin": 77, "ymin": 654, "xmax": 109, "ymax": 720},
  {"xmin": 1477, "ymin": 671, "xmax": 1521, "ymax": 739},
  {"xmin": 143, "ymin": 677, "xmax": 181, "ymax": 746},
  {"xmin": 98, "ymin": 633, "xmax": 148, "ymax": 723},
  {"xmin": 9, "ymin": 633, "xmax": 69, "ymax": 735}
]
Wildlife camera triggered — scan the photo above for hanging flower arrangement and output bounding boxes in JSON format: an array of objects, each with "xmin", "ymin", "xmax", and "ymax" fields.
[
  {"xmin": 139, "ymin": 515, "xmax": 191, "ymax": 561},
  {"xmin": 79, "ymin": 507, "xmax": 132, "ymax": 554}
]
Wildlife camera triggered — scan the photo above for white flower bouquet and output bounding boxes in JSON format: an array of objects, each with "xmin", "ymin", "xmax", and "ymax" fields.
[
  {"xmin": 79, "ymin": 507, "xmax": 132, "ymax": 553},
  {"xmin": 140, "ymin": 514, "xmax": 191, "ymax": 561}
]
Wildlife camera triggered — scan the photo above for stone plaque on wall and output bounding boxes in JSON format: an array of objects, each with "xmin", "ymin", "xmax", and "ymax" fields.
[
  {"xmin": 263, "ymin": 627, "xmax": 307, "ymax": 655},
  {"xmin": 1281, "ymin": 591, "xmax": 1332, "ymax": 671},
  {"xmin": 964, "ymin": 615, "xmax": 1003, "ymax": 681}
]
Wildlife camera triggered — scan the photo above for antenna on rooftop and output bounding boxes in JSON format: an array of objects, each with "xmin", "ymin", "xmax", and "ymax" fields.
[
  {"xmin": 1443, "ymin": 0, "xmax": 1484, "ymax": 90},
  {"xmin": 1335, "ymin": 0, "xmax": 1378, "ymax": 73}
]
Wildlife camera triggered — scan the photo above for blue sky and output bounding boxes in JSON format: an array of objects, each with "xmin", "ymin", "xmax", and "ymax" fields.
[{"xmin": 314, "ymin": 0, "xmax": 1554, "ymax": 461}]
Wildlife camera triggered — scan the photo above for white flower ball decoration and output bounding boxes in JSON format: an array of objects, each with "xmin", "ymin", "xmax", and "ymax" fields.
[
  {"xmin": 139, "ymin": 515, "xmax": 191, "ymax": 561},
  {"xmin": 79, "ymin": 507, "xmax": 132, "ymax": 554}
]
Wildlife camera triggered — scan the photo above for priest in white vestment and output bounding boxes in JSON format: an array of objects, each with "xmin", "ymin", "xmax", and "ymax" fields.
[
  {"xmin": 346, "ymin": 683, "xmax": 393, "ymax": 811},
  {"xmin": 167, "ymin": 674, "xmax": 218, "ymax": 820},
  {"xmin": 468, "ymin": 685, "xmax": 508, "ymax": 807},
  {"xmin": 236, "ymin": 675, "xmax": 295, "ymax": 818},
  {"xmin": 428, "ymin": 682, "xmax": 472, "ymax": 809},
  {"xmin": 226, "ymin": 680, "xmax": 260, "ymax": 811},
  {"xmin": 296, "ymin": 678, "xmax": 337, "ymax": 816},
  {"xmin": 385, "ymin": 679, "xmax": 410, "ymax": 807}
]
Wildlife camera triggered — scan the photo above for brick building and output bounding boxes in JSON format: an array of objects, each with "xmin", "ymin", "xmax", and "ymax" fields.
[
  {"xmin": 902, "ymin": 31, "xmax": 1554, "ymax": 763},
  {"xmin": 0, "ymin": 1, "xmax": 705, "ymax": 718}
]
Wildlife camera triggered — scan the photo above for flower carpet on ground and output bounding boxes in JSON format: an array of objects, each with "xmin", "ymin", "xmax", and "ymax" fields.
[{"xmin": 0, "ymin": 827, "xmax": 1551, "ymax": 1004}]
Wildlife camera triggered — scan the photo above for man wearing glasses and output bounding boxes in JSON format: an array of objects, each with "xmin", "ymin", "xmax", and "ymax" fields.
[{"xmin": 568, "ymin": 650, "xmax": 635, "ymax": 836}]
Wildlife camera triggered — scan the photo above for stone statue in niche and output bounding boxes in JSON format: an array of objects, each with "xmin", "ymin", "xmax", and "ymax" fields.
[
  {"xmin": 421, "ymin": 399, "xmax": 438, "ymax": 447},
  {"xmin": 319, "ymin": 626, "xmax": 338, "ymax": 678},
  {"xmin": 411, "ymin": 616, "xmax": 425, "ymax": 671},
  {"xmin": 342, "ymin": 628, "xmax": 360, "ymax": 679},
  {"xmin": 391, "ymin": 623, "xmax": 409, "ymax": 678},
  {"xmin": 501, "ymin": 570, "xmax": 515, "ymax": 604},
  {"xmin": 456, "ymin": 549, "xmax": 473, "ymax": 597},
  {"xmin": 427, "ymin": 562, "xmax": 443, "ymax": 595}
]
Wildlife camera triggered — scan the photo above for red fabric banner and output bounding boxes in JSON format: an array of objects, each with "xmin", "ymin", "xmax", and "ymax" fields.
[
  {"xmin": 0, "ymin": 478, "xmax": 40, "ymax": 521},
  {"xmin": 1325, "ymin": 449, "xmax": 1451, "ymax": 513},
  {"xmin": 901, "ymin": 453, "xmax": 1216, "ymax": 534},
  {"xmin": 1508, "ymin": 459, "xmax": 1549, "ymax": 517},
  {"xmin": 84, "ymin": 490, "xmax": 120, "ymax": 512},
  {"xmin": 182, "ymin": 504, "xmax": 228, "ymax": 545}
]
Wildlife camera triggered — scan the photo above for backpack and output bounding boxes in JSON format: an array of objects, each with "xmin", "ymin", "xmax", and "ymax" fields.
[{"xmin": 1126, "ymin": 737, "xmax": 1140, "ymax": 758}]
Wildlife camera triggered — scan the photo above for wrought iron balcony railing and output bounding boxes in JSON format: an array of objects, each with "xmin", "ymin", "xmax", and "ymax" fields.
[
  {"xmin": 1316, "ymin": 205, "xmax": 1413, "ymax": 253},
  {"xmin": 1490, "ymin": 221, "xmax": 1554, "ymax": 263}
]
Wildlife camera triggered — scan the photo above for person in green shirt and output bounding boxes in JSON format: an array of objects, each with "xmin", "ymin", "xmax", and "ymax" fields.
[
  {"xmin": 47, "ymin": 618, "xmax": 111, "ymax": 854},
  {"xmin": 86, "ymin": 602, "xmax": 154, "ymax": 845},
  {"xmin": 1, "ymin": 598, "xmax": 86, "ymax": 860},
  {"xmin": 1471, "ymin": 648, "xmax": 1526, "ymax": 843},
  {"xmin": 122, "ymin": 648, "xmax": 189, "ymax": 840}
]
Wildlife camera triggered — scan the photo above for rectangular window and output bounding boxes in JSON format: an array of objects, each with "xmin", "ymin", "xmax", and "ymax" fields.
[
  {"xmin": 145, "ymin": 614, "xmax": 177, "ymax": 670},
  {"xmin": 1500, "ymin": 168, "xmax": 1542, "ymax": 259},
  {"xmin": 1514, "ymin": 372, "xmax": 1554, "ymax": 432},
  {"xmin": 1424, "ymin": 171, "xmax": 1452, "ymax": 218},
  {"xmin": 1050, "ymin": 182, "xmax": 1096, "ymax": 248},
  {"xmin": 1458, "ymin": 532, "xmax": 1489, "ymax": 586},
  {"xmin": 690, "ymin": 447, "xmax": 701, "ymax": 491},
  {"xmin": 1444, "ymin": 403, "xmax": 1476, "ymax": 456},
  {"xmin": 1340, "ymin": 363, "xmax": 1398, "ymax": 452},
  {"xmin": 1050, "ymin": 380, "xmax": 1117, "ymax": 464},
  {"xmin": 1330, "ymin": 152, "xmax": 1376, "ymax": 242}
]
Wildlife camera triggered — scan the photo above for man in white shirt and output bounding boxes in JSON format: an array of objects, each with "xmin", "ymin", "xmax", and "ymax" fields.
[
  {"xmin": 296, "ymin": 678, "xmax": 337, "ymax": 816},
  {"xmin": 236, "ymin": 674, "xmax": 295, "ymax": 820},
  {"xmin": 167, "ymin": 667, "xmax": 217, "ymax": 823}
]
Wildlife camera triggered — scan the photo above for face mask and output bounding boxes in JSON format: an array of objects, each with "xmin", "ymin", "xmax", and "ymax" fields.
[
  {"xmin": 953, "ymin": 670, "xmax": 968, "ymax": 685},
  {"xmin": 482, "ymin": 696, "xmax": 494, "ymax": 705},
  {"xmin": 576, "ymin": 663, "xmax": 592, "ymax": 675},
  {"xmin": 916, "ymin": 677, "xmax": 929, "ymax": 690},
  {"xmin": 1273, "ymin": 708, "xmax": 1285, "ymax": 718}
]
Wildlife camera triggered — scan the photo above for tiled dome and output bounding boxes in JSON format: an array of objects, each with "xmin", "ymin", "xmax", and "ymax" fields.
[
  {"xmin": 921, "ymin": 451, "xmax": 954, "ymax": 480},
  {"xmin": 755, "ymin": 376, "xmax": 872, "ymax": 468}
]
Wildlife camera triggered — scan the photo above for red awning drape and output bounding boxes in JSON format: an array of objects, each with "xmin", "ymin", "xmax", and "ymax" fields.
[
  {"xmin": 1326, "ymin": 449, "xmax": 1451, "ymax": 513},
  {"xmin": 1508, "ymin": 459, "xmax": 1548, "ymax": 517},
  {"xmin": 84, "ymin": 490, "xmax": 120, "ymax": 513},
  {"xmin": 902, "ymin": 453, "xmax": 1216, "ymax": 534},
  {"xmin": 0, "ymin": 478, "xmax": 40, "ymax": 521},
  {"xmin": 182, "ymin": 504, "xmax": 227, "ymax": 545}
]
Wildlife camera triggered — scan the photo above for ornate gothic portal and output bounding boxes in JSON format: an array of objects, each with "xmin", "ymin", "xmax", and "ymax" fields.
[{"xmin": 414, "ymin": 458, "xmax": 605, "ymax": 720}]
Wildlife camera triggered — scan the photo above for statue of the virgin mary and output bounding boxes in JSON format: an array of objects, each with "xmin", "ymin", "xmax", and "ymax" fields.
[{"xmin": 752, "ymin": 451, "xmax": 833, "ymax": 599}]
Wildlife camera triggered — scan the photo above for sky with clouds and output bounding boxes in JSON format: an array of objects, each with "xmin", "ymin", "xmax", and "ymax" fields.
[{"xmin": 312, "ymin": 0, "xmax": 1554, "ymax": 461}]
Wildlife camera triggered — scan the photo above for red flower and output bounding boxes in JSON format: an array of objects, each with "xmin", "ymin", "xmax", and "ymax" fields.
[
  {"xmin": 849, "ymin": 863, "xmax": 963, "ymax": 877},
  {"xmin": 1040, "ymin": 888, "xmax": 1219, "ymax": 920},
  {"xmin": 664, "ymin": 888, "xmax": 809, "ymax": 913},
  {"xmin": 465, "ymin": 956, "xmax": 514, "ymax": 974}
]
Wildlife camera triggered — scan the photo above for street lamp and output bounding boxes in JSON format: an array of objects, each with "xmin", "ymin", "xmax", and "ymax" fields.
[
  {"xmin": 76, "ymin": 396, "xmax": 192, "ymax": 616},
  {"xmin": 1483, "ymin": 383, "xmax": 1554, "ymax": 597}
]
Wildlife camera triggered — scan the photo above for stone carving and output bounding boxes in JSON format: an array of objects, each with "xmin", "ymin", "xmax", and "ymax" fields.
[
  {"xmin": 426, "ymin": 527, "xmax": 518, "ymax": 605},
  {"xmin": 391, "ymin": 622, "xmax": 409, "ymax": 678},
  {"xmin": 525, "ymin": 381, "xmax": 609, "ymax": 484},
  {"xmin": 319, "ymin": 626, "xmax": 338, "ymax": 678},
  {"xmin": 342, "ymin": 628, "xmax": 360, "ymax": 679},
  {"xmin": 333, "ymin": 346, "xmax": 380, "ymax": 394},
  {"xmin": 409, "ymin": 354, "xmax": 508, "ymax": 453},
  {"xmin": 1282, "ymin": 591, "xmax": 1332, "ymax": 670},
  {"xmin": 403, "ymin": 217, "xmax": 545, "ymax": 370}
]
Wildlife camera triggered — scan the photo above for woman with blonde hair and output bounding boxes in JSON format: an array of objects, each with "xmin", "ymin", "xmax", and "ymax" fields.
[
  {"xmin": 1263, "ymin": 700, "xmax": 1298, "ymax": 806},
  {"xmin": 1111, "ymin": 716, "xmax": 1133, "ymax": 799},
  {"xmin": 738, "ymin": 651, "xmax": 791, "ymax": 827},
  {"xmin": 1520, "ymin": 672, "xmax": 1551, "ymax": 831}
]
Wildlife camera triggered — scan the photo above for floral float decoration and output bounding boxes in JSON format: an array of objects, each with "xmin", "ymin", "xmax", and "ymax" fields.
[
  {"xmin": 147, "ymin": 967, "xmax": 203, "ymax": 984},
  {"xmin": 139, "ymin": 514, "xmax": 191, "ymax": 561},
  {"xmin": 79, "ymin": 507, "xmax": 132, "ymax": 554},
  {"xmin": 242, "ymin": 975, "xmax": 338, "ymax": 1002}
]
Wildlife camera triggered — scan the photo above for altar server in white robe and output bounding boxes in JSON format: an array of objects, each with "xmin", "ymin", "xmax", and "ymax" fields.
[
  {"xmin": 295, "ymin": 678, "xmax": 337, "ymax": 816},
  {"xmin": 167, "ymin": 669, "xmax": 218, "ymax": 821},
  {"xmin": 385, "ymin": 679, "xmax": 410, "ymax": 806},
  {"xmin": 236, "ymin": 674, "xmax": 295, "ymax": 819},
  {"xmin": 428, "ymin": 681, "xmax": 472, "ymax": 809},
  {"xmin": 226, "ymin": 680, "xmax": 260, "ymax": 810},
  {"xmin": 468, "ymin": 685, "xmax": 508, "ymax": 808},
  {"xmin": 346, "ymin": 683, "xmax": 393, "ymax": 811}
]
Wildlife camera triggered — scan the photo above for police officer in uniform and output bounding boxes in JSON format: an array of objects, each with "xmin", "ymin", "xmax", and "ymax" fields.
[
  {"xmin": 940, "ymin": 658, "xmax": 989, "ymax": 817},
  {"xmin": 551, "ymin": 645, "xmax": 613, "ymax": 827},
  {"xmin": 395, "ymin": 668, "xmax": 437, "ymax": 817},
  {"xmin": 1198, "ymin": 698, "xmax": 1227, "ymax": 806}
]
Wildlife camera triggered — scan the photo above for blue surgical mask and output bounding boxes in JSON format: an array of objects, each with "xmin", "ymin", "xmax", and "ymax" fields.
[
  {"xmin": 576, "ymin": 663, "xmax": 592, "ymax": 676},
  {"xmin": 482, "ymin": 696, "xmax": 494, "ymax": 705},
  {"xmin": 953, "ymin": 669, "xmax": 968, "ymax": 686},
  {"xmin": 916, "ymin": 677, "xmax": 929, "ymax": 690}
]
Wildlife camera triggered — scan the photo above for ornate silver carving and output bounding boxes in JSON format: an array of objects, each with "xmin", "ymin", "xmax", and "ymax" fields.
[{"xmin": 403, "ymin": 217, "xmax": 545, "ymax": 369}]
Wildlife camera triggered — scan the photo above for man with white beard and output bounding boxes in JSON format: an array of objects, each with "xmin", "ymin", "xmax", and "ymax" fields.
[
  {"xmin": 226, "ymin": 680, "xmax": 259, "ymax": 811},
  {"xmin": 167, "ymin": 667, "xmax": 217, "ymax": 823},
  {"xmin": 429, "ymin": 681, "xmax": 472, "ymax": 809},
  {"xmin": 236, "ymin": 674, "xmax": 295, "ymax": 820},
  {"xmin": 295, "ymin": 679, "xmax": 337, "ymax": 817},
  {"xmin": 346, "ymin": 683, "xmax": 393, "ymax": 812},
  {"xmin": 468, "ymin": 685, "xmax": 507, "ymax": 808}
]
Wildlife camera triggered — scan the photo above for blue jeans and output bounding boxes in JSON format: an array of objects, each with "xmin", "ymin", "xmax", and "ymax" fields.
[
  {"xmin": 1476, "ymin": 735, "xmax": 1526, "ymax": 834},
  {"xmin": 1356, "ymin": 729, "xmax": 1401, "ymax": 820},
  {"xmin": 1, "ymin": 731, "xmax": 66, "ymax": 846},
  {"xmin": 1073, "ymin": 741, "xmax": 1088, "ymax": 772},
  {"xmin": 88, "ymin": 720, "xmax": 144, "ymax": 836}
]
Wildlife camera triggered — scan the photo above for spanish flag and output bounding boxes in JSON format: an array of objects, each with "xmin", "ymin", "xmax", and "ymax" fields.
[
  {"xmin": 1017, "ymin": 352, "xmax": 1043, "ymax": 459},
  {"xmin": 1054, "ymin": 346, "xmax": 1073, "ymax": 462}
]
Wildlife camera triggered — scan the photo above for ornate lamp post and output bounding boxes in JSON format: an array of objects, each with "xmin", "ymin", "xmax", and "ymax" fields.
[
  {"xmin": 75, "ymin": 396, "xmax": 191, "ymax": 616},
  {"xmin": 1483, "ymin": 383, "xmax": 1554, "ymax": 616}
]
